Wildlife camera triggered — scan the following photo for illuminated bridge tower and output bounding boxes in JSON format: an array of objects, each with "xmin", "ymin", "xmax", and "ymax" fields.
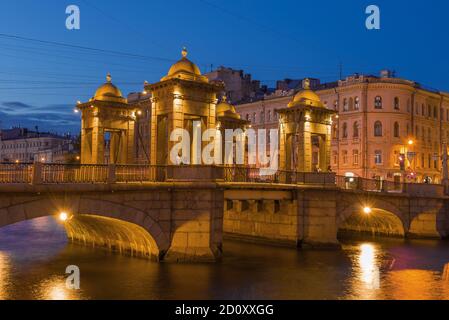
[
  {"xmin": 277, "ymin": 79, "xmax": 336, "ymax": 172},
  {"xmin": 145, "ymin": 48, "xmax": 223, "ymax": 166},
  {"xmin": 77, "ymin": 74, "xmax": 136, "ymax": 164}
]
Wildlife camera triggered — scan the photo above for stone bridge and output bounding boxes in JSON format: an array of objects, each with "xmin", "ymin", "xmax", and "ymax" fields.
[{"xmin": 0, "ymin": 163, "xmax": 448, "ymax": 262}]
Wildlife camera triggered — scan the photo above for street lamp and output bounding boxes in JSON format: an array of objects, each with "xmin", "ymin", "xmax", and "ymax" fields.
[
  {"xmin": 59, "ymin": 212, "xmax": 68, "ymax": 222},
  {"xmin": 363, "ymin": 207, "xmax": 372, "ymax": 215}
]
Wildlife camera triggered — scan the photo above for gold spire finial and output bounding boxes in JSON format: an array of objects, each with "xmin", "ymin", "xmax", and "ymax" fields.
[
  {"xmin": 181, "ymin": 47, "xmax": 188, "ymax": 58},
  {"xmin": 106, "ymin": 73, "xmax": 112, "ymax": 83},
  {"xmin": 303, "ymin": 78, "xmax": 310, "ymax": 90},
  {"xmin": 221, "ymin": 94, "xmax": 227, "ymax": 102}
]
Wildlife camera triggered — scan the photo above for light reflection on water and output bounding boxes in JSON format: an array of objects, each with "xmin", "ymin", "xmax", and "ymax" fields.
[{"xmin": 1, "ymin": 216, "xmax": 449, "ymax": 300}]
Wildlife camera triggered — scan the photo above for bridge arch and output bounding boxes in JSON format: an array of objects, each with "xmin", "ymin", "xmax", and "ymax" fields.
[
  {"xmin": 337, "ymin": 198, "xmax": 407, "ymax": 238},
  {"xmin": 0, "ymin": 197, "xmax": 170, "ymax": 260}
]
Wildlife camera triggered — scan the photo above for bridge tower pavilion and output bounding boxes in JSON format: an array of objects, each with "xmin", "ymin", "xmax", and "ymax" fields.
[
  {"xmin": 216, "ymin": 95, "xmax": 250, "ymax": 165},
  {"xmin": 145, "ymin": 48, "xmax": 223, "ymax": 166},
  {"xmin": 276, "ymin": 79, "xmax": 336, "ymax": 172},
  {"xmin": 77, "ymin": 74, "xmax": 136, "ymax": 164}
]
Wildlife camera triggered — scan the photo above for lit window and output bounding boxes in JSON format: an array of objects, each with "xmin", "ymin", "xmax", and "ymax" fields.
[
  {"xmin": 374, "ymin": 96, "xmax": 382, "ymax": 109},
  {"xmin": 374, "ymin": 150, "xmax": 382, "ymax": 165},
  {"xmin": 343, "ymin": 98, "xmax": 348, "ymax": 111},
  {"xmin": 354, "ymin": 97, "xmax": 360, "ymax": 110},
  {"xmin": 353, "ymin": 149, "xmax": 359, "ymax": 165}
]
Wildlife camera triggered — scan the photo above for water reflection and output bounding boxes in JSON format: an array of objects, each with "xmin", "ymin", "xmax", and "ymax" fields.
[
  {"xmin": 358, "ymin": 243, "xmax": 380, "ymax": 289},
  {"xmin": 36, "ymin": 276, "xmax": 81, "ymax": 300},
  {"xmin": 2, "ymin": 217, "xmax": 449, "ymax": 299},
  {"xmin": 0, "ymin": 252, "xmax": 11, "ymax": 299}
]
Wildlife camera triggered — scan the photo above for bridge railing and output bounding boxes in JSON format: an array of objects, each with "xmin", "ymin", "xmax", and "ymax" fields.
[
  {"xmin": 115, "ymin": 165, "xmax": 167, "ymax": 183},
  {"xmin": 336, "ymin": 175, "xmax": 444, "ymax": 196},
  {"xmin": 0, "ymin": 163, "xmax": 33, "ymax": 183},
  {"xmin": 41, "ymin": 164, "xmax": 109, "ymax": 184},
  {"xmin": 0, "ymin": 163, "xmax": 446, "ymax": 197},
  {"xmin": 222, "ymin": 166, "xmax": 336, "ymax": 186}
]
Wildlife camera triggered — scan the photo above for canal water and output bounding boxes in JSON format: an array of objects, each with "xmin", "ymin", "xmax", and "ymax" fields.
[{"xmin": 1, "ymin": 216, "xmax": 449, "ymax": 300}]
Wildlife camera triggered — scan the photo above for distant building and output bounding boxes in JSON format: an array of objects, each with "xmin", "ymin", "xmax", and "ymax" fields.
[
  {"xmin": 205, "ymin": 66, "xmax": 264, "ymax": 103},
  {"xmin": 276, "ymin": 78, "xmax": 320, "ymax": 91},
  {"xmin": 0, "ymin": 127, "xmax": 77, "ymax": 163}
]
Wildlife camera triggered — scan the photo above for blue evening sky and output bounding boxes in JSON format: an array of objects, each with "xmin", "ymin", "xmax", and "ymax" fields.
[{"xmin": 0, "ymin": 0, "xmax": 448, "ymax": 133}]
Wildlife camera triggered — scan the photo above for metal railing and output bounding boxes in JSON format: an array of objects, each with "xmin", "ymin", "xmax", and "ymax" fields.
[
  {"xmin": 0, "ymin": 163, "xmax": 445, "ymax": 197},
  {"xmin": 222, "ymin": 166, "xmax": 336, "ymax": 186},
  {"xmin": 0, "ymin": 163, "xmax": 33, "ymax": 184},
  {"xmin": 336, "ymin": 175, "xmax": 444, "ymax": 196},
  {"xmin": 41, "ymin": 164, "xmax": 109, "ymax": 184},
  {"xmin": 115, "ymin": 165, "xmax": 166, "ymax": 183}
]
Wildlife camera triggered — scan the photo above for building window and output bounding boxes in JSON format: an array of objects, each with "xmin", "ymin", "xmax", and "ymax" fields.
[
  {"xmin": 342, "ymin": 150, "xmax": 348, "ymax": 165},
  {"xmin": 428, "ymin": 105, "xmax": 432, "ymax": 117},
  {"xmin": 422, "ymin": 104, "xmax": 425, "ymax": 116},
  {"xmin": 394, "ymin": 150, "xmax": 399, "ymax": 166},
  {"xmin": 394, "ymin": 97, "xmax": 400, "ymax": 110},
  {"xmin": 407, "ymin": 99, "xmax": 410, "ymax": 112},
  {"xmin": 333, "ymin": 100, "xmax": 338, "ymax": 110},
  {"xmin": 354, "ymin": 97, "xmax": 360, "ymax": 110},
  {"xmin": 374, "ymin": 96, "xmax": 382, "ymax": 109},
  {"xmin": 253, "ymin": 112, "xmax": 256, "ymax": 123},
  {"xmin": 428, "ymin": 154, "xmax": 431, "ymax": 169},
  {"xmin": 333, "ymin": 151, "xmax": 338, "ymax": 165},
  {"xmin": 343, "ymin": 98, "xmax": 348, "ymax": 111},
  {"xmin": 353, "ymin": 121, "xmax": 359, "ymax": 138},
  {"xmin": 374, "ymin": 150, "xmax": 382, "ymax": 165},
  {"xmin": 349, "ymin": 98, "xmax": 354, "ymax": 111},
  {"xmin": 394, "ymin": 122, "xmax": 400, "ymax": 138},
  {"xmin": 342, "ymin": 122, "xmax": 348, "ymax": 139},
  {"xmin": 434, "ymin": 106, "xmax": 438, "ymax": 119},
  {"xmin": 267, "ymin": 110, "xmax": 271, "ymax": 122},
  {"xmin": 374, "ymin": 121, "xmax": 383, "ymax": 137},
  {"xmin": 332, "ymin": 124, "xmax": 338, "ymax": 139},
  {"xmin": 353, "ymin": 149, "xmax": 359, "ymax": 165},
  {"xmin": 260, "ymin": 111, "xmax": 265, "ymax": 123}
]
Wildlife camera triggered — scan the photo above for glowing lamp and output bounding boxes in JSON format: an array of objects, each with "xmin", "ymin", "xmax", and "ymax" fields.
[
  {"xmin": 363, "ymin": 207, "xmax": 372, "ymax": 215},
  {"xmin": 59, "ymin": 212, "xmax": 68, "ymax": 222}
]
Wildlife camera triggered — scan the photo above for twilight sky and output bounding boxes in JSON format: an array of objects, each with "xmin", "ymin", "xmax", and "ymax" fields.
[{"xmin": 0, "ymin": 0, "xmax": 448, "ymax": 133}]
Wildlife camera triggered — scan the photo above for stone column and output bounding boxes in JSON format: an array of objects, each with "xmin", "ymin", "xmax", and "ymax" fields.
[
  {"xmin": 81, "ymin": 128, "xmax": 92, "ymax": 164},
  {"xmin": 91, "ymin": 126, "xmax": 105, "ymax": 164}
]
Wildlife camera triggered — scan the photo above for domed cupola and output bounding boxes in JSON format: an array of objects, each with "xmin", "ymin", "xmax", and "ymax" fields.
[
  {"xmin": 216, "ymin": 95, "xmax": 241, "ymax": 119},
  {"xmin": 288, "ymin": 78, "xmax": 323, "ymax": 108},
  {"xmin": 161, "ymin": 47, "xmax": 208, "ymax": 83},
  {"xmin": 92, "ymin": 73, "xmax": 126, "ymax": 103}
]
